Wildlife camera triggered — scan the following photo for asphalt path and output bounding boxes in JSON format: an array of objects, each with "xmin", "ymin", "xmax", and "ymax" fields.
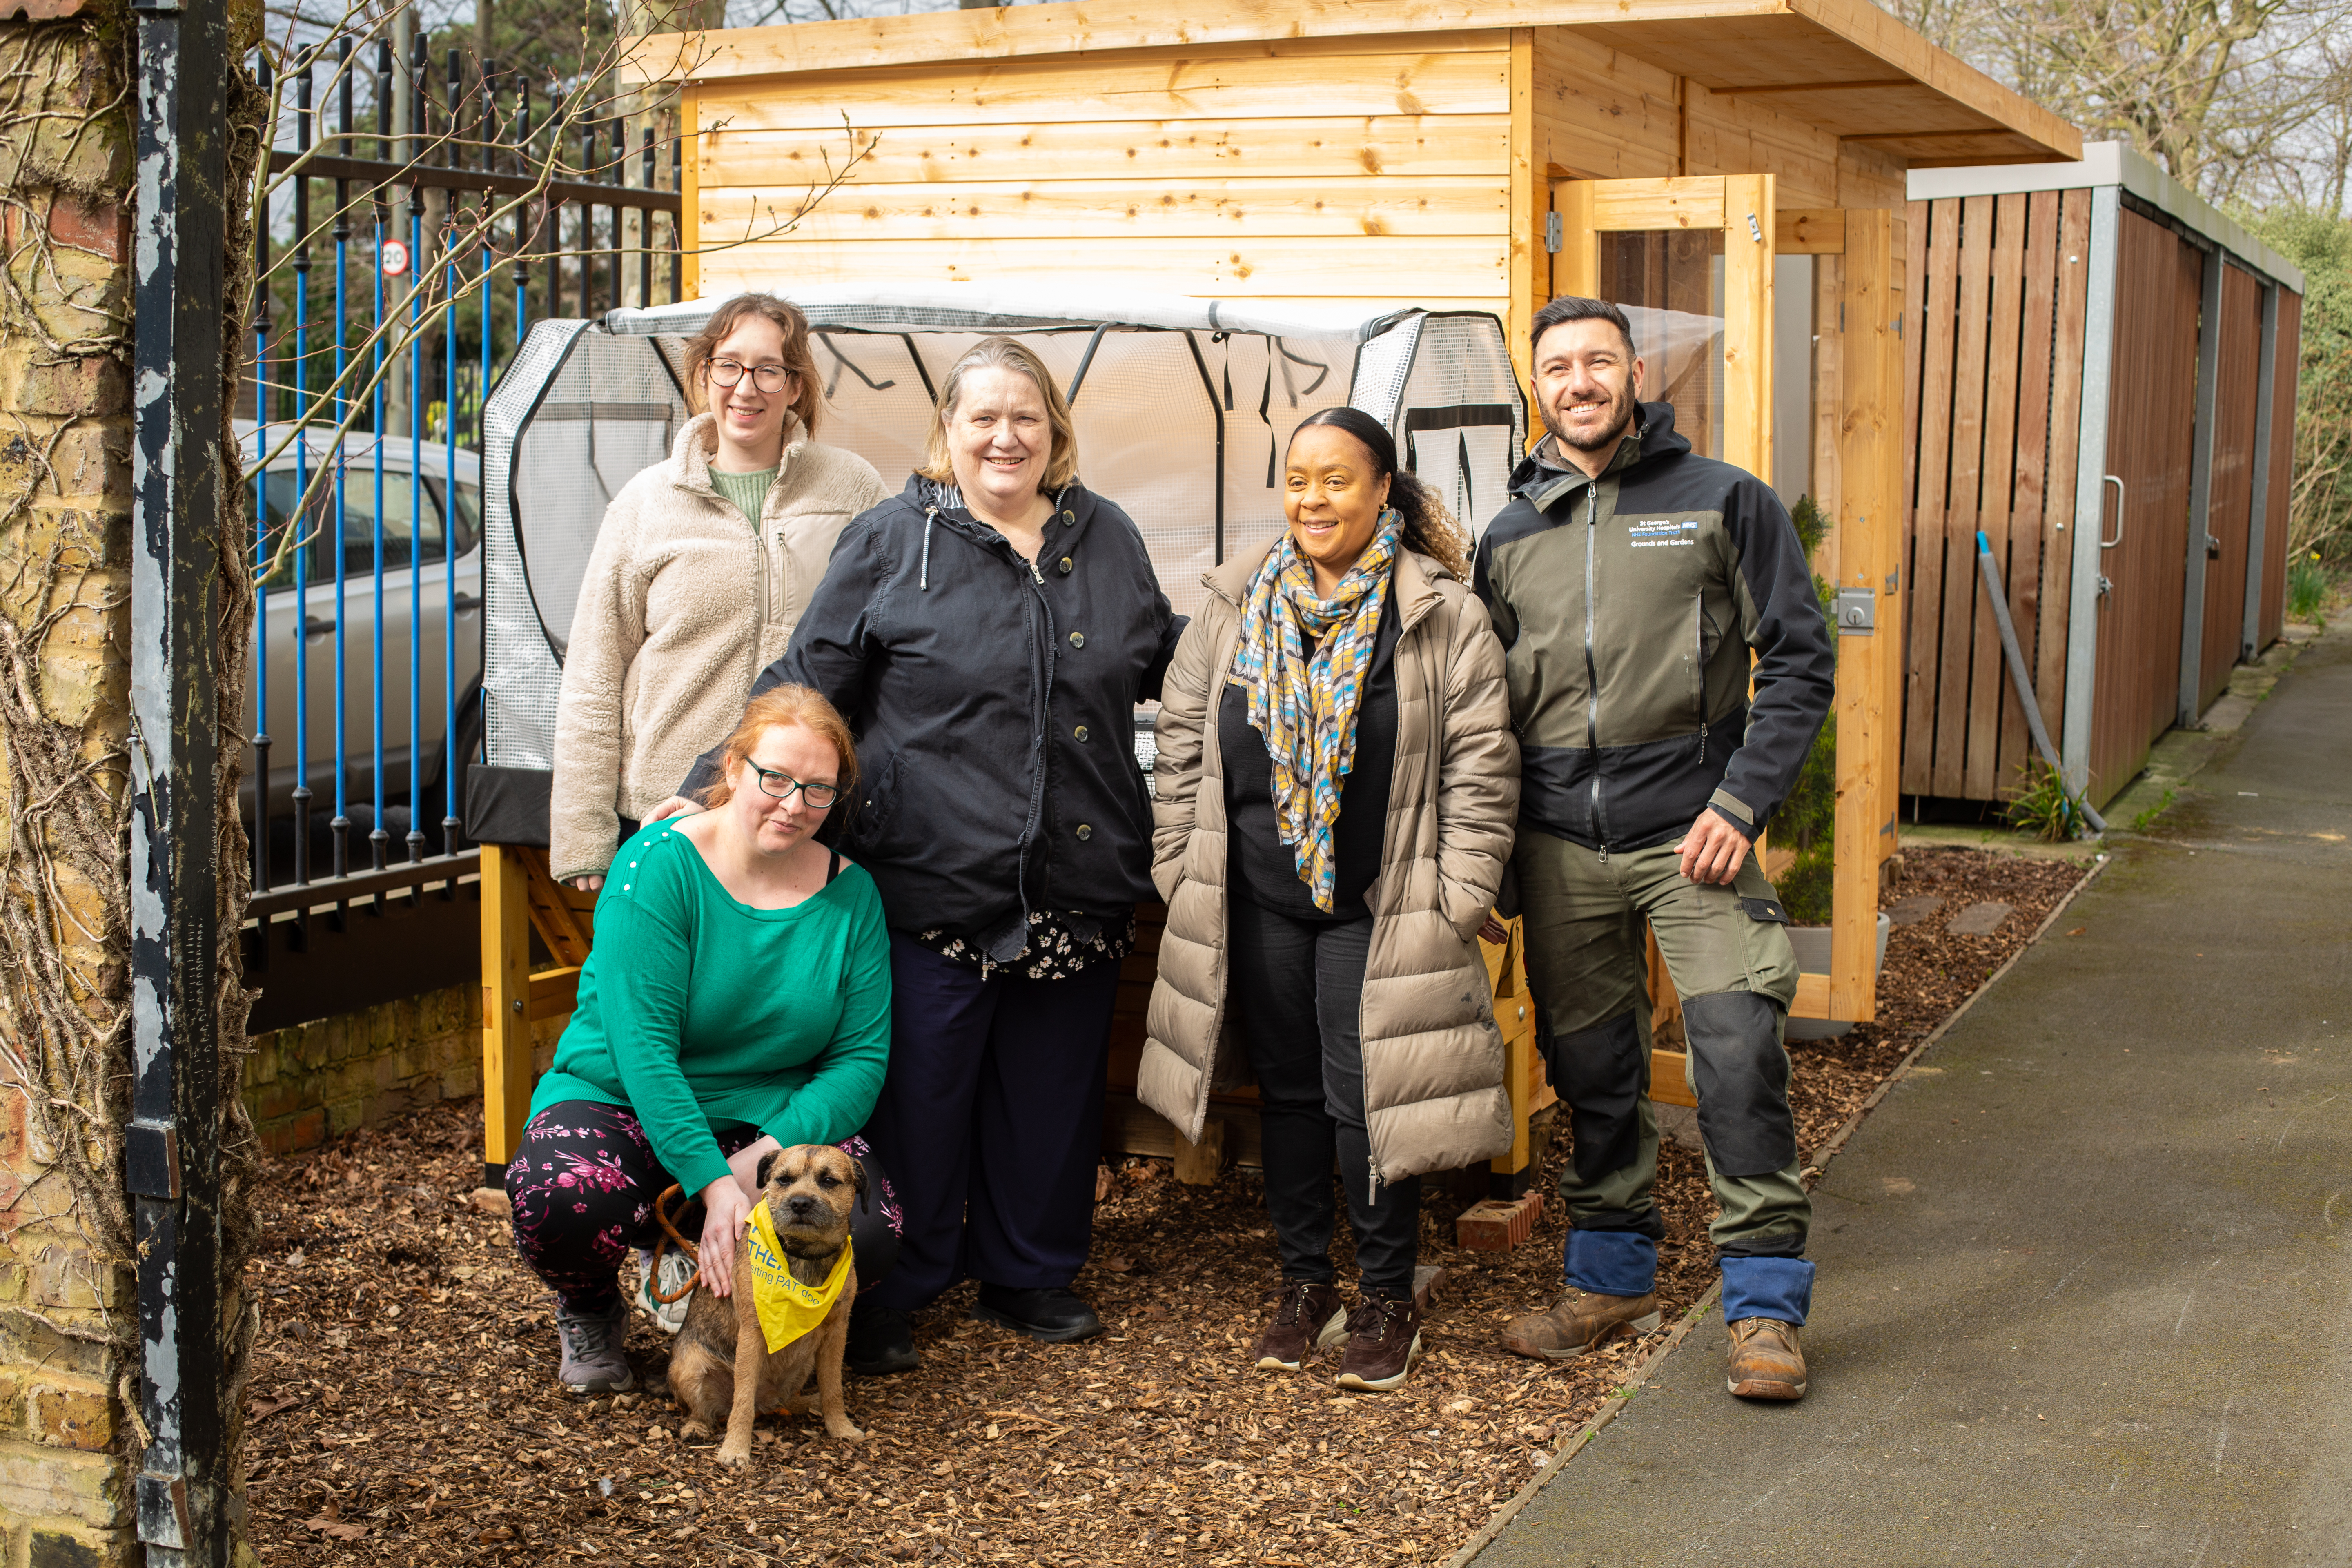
[{"xmin": 1474, "ymin": 625, "xmax": 2352, "ymax": 1568}]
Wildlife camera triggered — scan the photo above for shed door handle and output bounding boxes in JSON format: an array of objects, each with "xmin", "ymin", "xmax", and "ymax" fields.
[{"xmin": 2099, "ymin": 474, "xmax": 2125, "ymax": 550}]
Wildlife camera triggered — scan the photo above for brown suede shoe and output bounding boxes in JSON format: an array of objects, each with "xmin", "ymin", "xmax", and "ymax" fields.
[
  {"xmin": 1726, "ymin": 1317, "xmax": 1808, "ymax": 1400},
  {"xmin": 1501, "ymin": 1288, "xmax": 1663, "ymax": 1361},
  {"xmin": 1253, "ymin": 1279, "xmax": 1349, "ymax": 1372},
  {"xmin": 1334, "ymin": 1291, "xmax": 1423, "ymax": 1392}
]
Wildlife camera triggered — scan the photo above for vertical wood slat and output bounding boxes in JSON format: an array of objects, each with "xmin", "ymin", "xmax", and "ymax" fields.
[
  {"xmin": 1932, "ymin": 195, "xmax": 1994, "ymax": 797},
  {"xmin": 1964, "ymin": 192, "xmax": 2027, "ymax": 800},
  {"xmin": 2001, "ymin": 188, "xmax": 2061, "ymax": 785},
  {"xmin": 2256, "ymin": 288, "xmax": 2303, "ymax": 648},
  {"xmin": 1829, "ymin": 207, "xmax": 1902, "ymax": 1024},
  {"xmin": 1813, "ymin": 254, "xmax": 1844, "ymax": 572},
  {"xmin": 2038, "ymin": 189, "xmax": 2094, "ymax": 739},
  {"xmin": 1903, "ymin": 199, "xmax": 1960, "ymax": 794},
  {"xmin": 1883, "ymin": 213, "xmax": 1908, "ymax": 847},
  {"xmin": 1721, "ymin": 172, "xmax": 1775, "ymax": 484},
  {"xmin": 1507, "ymin": 29, "xmax": 1542, "ymax": 399},
  {"xmin": 479, "ymin": 843, "xmax": 534, "ymax": 1180}
]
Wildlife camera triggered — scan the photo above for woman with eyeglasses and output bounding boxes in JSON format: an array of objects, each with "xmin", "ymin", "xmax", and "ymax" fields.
[
  {"xmin": 548, "ymin": 292, "xmax": 887, "ymax": 895},
  {"xmin": 646, "ymin": 336, "xmax": 1183, "ymax": 1377},
  {"xmin": 510, "ymin": 685, "xmax": 904, "ymax": 1396}
]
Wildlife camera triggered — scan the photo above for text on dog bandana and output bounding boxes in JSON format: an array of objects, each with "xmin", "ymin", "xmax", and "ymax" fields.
[{"xmin": 744, "ymin": 1203, "xmax": 854, "ymax": 1353}]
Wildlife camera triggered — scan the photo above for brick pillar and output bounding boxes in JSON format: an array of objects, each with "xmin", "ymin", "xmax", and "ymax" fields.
[{"xmin": 0, "ymin": 9, "xmax": 143, "ymax": 1568}]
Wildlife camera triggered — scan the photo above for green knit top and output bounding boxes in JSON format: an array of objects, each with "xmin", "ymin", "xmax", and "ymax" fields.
[
  {"xmin": 709, "ymin": 465, "xmax": 777, "ymax": 528},
  {"xmin": 526, "ymin": 820, "xmax": 891, "ymax": 1198}
]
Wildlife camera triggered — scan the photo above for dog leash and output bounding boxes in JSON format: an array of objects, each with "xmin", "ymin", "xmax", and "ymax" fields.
[{"xmin": 649, "ymin": 1183, "xmax": 702, "ymax": 1303}]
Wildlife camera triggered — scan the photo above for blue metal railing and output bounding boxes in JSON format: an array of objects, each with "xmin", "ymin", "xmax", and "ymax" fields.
[{"xmin": 243, "ymin": 33, "xmax": 683, "ymax": 946}]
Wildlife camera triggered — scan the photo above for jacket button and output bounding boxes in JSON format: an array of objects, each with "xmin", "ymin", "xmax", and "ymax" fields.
[
  {"xmin": 1069, "ymin": 631, "xmax": 1086, "ymax": 648},
  {"xmin": 1075, "ymin": 824, "xmax": 1093, "ymax": 840},
  {"xmin": 1058, "ymin": 556, "xmax": 1073, "ymax": 574},
  {"xmin": 1074, "ymin": 725, "xmax": 1089, "ymax": 741},
  {"xmin": 1061, "ymin": 511, "xmax": 1075, "ymax": 523}
]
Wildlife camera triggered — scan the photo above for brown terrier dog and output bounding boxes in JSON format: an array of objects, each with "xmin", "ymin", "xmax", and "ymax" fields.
[{"xmin": 668, "ymin": 1143, "xmax": 866, "ymax": 1466}]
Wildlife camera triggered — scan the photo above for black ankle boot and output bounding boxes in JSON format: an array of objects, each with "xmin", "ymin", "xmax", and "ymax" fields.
[{"xmin": 846, "ymin": 1300, "xmax": 919, "ymax": 1376}]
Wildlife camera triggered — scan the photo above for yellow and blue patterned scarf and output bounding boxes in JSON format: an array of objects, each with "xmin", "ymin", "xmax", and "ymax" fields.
[{"xmin": 1232, "ymin": 514, "xmax": 1401, "ymax": 911}]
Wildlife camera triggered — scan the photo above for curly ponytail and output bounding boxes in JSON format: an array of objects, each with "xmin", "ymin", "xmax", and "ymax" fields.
[{"xmin": 1287, "ymin": 407, "xmax": 1472, "ymax": 581}]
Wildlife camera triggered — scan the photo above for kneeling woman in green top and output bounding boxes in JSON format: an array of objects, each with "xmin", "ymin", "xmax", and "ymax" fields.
[{"xmin": 507, "ymin": 685, "xmax": 900, "ymax": 1395}]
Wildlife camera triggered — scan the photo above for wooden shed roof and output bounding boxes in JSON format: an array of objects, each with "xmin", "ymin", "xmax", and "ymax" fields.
[{"xmin": 633, "ymin": 0, "xmax": 2080, "ymax": 171}]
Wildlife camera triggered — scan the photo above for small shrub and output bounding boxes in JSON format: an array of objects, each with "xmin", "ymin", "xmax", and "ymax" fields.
[
  {"xmin": 1774, "ymin": 495, "xmax": 1838, "ymax": 924},
  {"xmin": 2001, "ymin": 760, "xmax": 2076, "ymax": 842},
  {"xmin": 2287, "ymin": 552, "xmax": 2332, "ymax": 623}
]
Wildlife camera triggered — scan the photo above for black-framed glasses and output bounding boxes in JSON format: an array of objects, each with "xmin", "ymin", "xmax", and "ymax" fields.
[
  {"xmin": 747, "ymin": 765, "xmax": 841, "ymax": 809},
  {"xmin": 708, "ymin": 359, "xmax": 793, "ymax": 393}
]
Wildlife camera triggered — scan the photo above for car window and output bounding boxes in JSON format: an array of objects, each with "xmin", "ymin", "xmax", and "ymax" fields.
[
  {"xmin": 259, "ymin": 457, "xmax": 454, "ymax": 590},
  {"xmin": 422, "ymin": 475, "xmax": 481, "ymax": 559}
]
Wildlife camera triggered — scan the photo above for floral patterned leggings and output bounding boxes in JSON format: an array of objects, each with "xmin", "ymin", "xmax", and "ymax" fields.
[{"xmin": 506, "ymin": 1101, "xmax": 903, "ymax": 1315}]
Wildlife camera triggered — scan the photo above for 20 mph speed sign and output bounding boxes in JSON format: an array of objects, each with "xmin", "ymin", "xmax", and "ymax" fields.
[{"xmin": 381, "ymin": 239, "xmax": 410, "ymax": 277}]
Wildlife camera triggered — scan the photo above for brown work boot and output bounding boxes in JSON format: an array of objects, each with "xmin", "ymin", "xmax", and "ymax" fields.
[
  {"xmin": 1501, "ymin": 1288, "xmax": 1662, "ymax": 1361},
  {"xmin": 1334, "ymin": 1290, "xmax": 1423, "ymax": 1392},
  {"xmin": 1725, "ymin": 1317, "xmax": 1808, "ymax": 1401},
  {"xmin": 1253, "ymin": 1278, "xmax": 1349, "ymax": 1372}
]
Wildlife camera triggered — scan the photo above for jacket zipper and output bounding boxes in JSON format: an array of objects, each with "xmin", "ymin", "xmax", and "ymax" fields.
[
  {"xmin": 1694, "ymin": 592, "xmax": 1709, "ymax": 765},
  {"xmin": 1581, "ymin": 482, "xmax": 1609, "ymax": 858},
  {"xmin": 772, "ymin": 527, "xmax": 788, "ymax": 622}
]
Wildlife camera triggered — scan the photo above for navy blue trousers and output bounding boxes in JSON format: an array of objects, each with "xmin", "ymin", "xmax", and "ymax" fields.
[{"xmin": 859, "ymin": 932, "xmax": 1120, "ymax": 1312}]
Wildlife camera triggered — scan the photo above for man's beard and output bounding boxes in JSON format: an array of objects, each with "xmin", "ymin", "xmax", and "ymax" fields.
[{"xmin": 1542, "ymin": 384, "xmax": 1637, "ymax": 454}]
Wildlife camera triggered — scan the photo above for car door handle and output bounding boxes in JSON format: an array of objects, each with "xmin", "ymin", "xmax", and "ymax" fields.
[
  {"xmin": 454, "ymin": 592, "xmax": 483, "ymax": 612},
  {"xmin": 303, "ymin": 615, "xmax": 336, "ymax": 639}
]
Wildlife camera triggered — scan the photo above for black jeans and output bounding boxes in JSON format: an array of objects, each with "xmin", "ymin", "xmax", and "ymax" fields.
[{"xmin": 1225, "ymin": 898, "xmax": 1421, "ymax": 1295}]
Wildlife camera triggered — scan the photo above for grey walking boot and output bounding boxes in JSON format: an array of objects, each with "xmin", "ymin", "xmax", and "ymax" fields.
[{"xmin": 556, "ymin": 1299, "xmax": 637, "ymax": 1394}]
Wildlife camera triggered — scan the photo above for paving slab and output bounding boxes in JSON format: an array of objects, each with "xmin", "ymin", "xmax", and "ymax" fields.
[{"xmin": 1473, "ymin": 624, "xmax": 2352, "ymax": 1568}]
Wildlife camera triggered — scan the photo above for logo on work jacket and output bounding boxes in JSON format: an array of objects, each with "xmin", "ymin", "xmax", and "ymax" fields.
[{"xmin": 1626, "ymin": 519, "xmax": 1699, "ymax": 548}]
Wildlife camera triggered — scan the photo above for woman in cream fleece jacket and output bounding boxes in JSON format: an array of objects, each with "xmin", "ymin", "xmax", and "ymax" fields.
[{"xmin": 548, "ymin": 294, "xmax": 887, "ymax": 885}]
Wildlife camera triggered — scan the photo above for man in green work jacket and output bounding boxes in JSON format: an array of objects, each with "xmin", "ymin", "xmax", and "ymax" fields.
[{"xmin": 1475, "ymin": 294, "xmax": 1834, "ymax": 1401}]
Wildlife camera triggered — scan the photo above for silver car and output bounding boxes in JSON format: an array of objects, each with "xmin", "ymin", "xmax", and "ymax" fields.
[{"xmin": 238, "ymin": 421, "xmax": 484, "ymax": 837}]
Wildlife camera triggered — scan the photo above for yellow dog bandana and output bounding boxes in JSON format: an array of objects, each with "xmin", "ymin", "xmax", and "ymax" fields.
[{"xmin": 744, "ymin": 1203, "xmax": 855, "ymax": 1354}]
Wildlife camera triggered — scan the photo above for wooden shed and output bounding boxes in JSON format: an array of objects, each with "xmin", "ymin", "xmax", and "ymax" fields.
[
  {"xmin": 508, "ymin": 0, "xmax": 2081, "ymax": 1195},
  {"xmin": 1900, "ymin": 143, "xmax": 2307, "ymax": 811}
]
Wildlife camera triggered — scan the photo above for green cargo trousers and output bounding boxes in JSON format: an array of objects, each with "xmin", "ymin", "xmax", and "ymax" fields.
[{"xmin": 1514, "ymin": 830, "xmax": 1811, "ymax": 1258}]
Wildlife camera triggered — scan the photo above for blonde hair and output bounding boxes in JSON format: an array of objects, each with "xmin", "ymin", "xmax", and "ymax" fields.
[
  {"xmin": 698, "ymin": 685, "xmax": 860, "ymax": 811},
  {"xmin": 918, "ymin": 335, "xmax": 1080, "ymax": 492},
  {"xmin": 682, "ymin": 293, "xmax": 823, "ymax": 436}
]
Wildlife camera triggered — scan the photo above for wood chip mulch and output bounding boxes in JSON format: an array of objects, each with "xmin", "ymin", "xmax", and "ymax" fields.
[{"xmin": 244, "ymin": 845, "xmax": 2089, "ymax": 1568}]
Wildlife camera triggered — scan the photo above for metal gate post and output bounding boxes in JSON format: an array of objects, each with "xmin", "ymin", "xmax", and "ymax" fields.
[
  {"xmin": 129, "ymin": 0, "xmax": 237, "ymax": 1561},
  {"xmin": 2059, "ymin": 184, "xmax": 2120, "ymax": 802},
  {"xmin": 2177, "ymin": 244, "xmax": 2225, "ymax": 727},
  {"xmin": 2241, "ymin": 281, "xmax": 2281, "ymax": 662}
]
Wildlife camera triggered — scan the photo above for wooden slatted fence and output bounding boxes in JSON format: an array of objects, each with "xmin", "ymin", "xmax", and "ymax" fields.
[{"xmin": 1900, "ymin": 191, "xmax": 2090, "ymax": 803}]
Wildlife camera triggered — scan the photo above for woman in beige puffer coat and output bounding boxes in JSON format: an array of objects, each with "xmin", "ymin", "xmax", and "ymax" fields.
[
  {"xmin": 548, "ymin": 293, "xmax": 886, "ymax": 886},
  {"xmin": 1139, "ymin": 406, "xmax": 1518, "ymax": 1393}
]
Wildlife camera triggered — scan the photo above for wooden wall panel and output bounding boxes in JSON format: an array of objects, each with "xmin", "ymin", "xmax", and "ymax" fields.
[
  {"xmin": 2088, "ymin": 210, "xmax": 2203, "ymax": 805},
  {"xmin": 2198, "ymin": 262, "xmax": 2263, "ymax": 714},
  {"xmin": 1682, "ymin": 83, "xmax": 1839, "ymax": 208},
  {"xmin": 1528, "ymin": 32, "xmax": 1681, "ymax": 178},
  {"xmin": 1901, "ymin": 191, "xmax": 2091, "ymax": 803},
  {"xmin": 2257, "ymin": 288, "xmax": 2303, "ymax": 650},
  {"xmin": 692, "ymin": 36, "xmax": 1515, "ymax": 310}
]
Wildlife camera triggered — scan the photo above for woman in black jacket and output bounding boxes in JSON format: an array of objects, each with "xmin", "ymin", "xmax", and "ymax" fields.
[{"xmin": 653, "ymin": 336, "xmax": 1181, "ymax": 1374}]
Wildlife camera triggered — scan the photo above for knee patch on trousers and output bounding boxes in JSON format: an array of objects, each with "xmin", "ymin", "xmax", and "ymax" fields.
[
  {"xmin": 1539, "ymin": 1010, "xmax": 1647, "ymax": 1186},
  {"xmin": 1680, "ymin": 990, "xmax": 1797, "ymax": 1178}
]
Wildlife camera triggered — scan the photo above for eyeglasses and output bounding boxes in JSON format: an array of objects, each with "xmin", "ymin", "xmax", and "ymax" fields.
[
  {"xmin": 708, "ymin": 359, "xmax": 793, "ymax": 393},
  {"xmin": 746, "ymin": 764, "xmax": 841, "ymax": 810}
]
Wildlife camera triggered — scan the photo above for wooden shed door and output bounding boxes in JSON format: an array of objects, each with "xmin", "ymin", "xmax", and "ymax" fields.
[
  {"xmin": 1551, "ymin": 176, "xmax": 1777, "ymax": 481},
  {"xmin": 2088, "ymin": 209, "xmax": 2204, "ymax": 804}
]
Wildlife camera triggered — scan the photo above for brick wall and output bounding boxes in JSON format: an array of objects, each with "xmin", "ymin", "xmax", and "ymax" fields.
[
  {"xmin": 0, "ymin": 11, "xmax": 140, "ymax": 1566},
  {"xmin": 244, "ymin": 987, "xmax": 564, "ymax": 1158}
]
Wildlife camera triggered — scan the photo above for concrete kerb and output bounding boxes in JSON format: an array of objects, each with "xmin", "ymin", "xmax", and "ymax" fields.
[{"xmin": 1444, "ymin": 852, "xmax": 2116, "ymax": 1568}]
